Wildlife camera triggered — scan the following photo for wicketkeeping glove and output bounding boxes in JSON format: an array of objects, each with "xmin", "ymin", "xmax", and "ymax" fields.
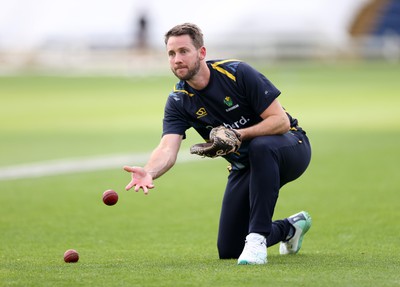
[{"xmin": 190, "ymin": 126, "xmax": 242, "ymax": 158}]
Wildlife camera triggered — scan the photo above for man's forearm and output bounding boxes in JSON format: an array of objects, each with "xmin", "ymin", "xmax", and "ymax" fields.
[
  {"xmin": 238, "ymin": 115, "xmax": 290, "ymax": 140},
  {"xmin": 144, "ymin": 146, "xmax": 178, "ymax": 180}
]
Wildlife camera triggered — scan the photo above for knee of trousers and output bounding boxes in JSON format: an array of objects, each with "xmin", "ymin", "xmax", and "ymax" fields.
[
  {"xmin": 248, "ymin": 136, "xmax": 276, "ymax": 159},
  {"xmin": 217, "ymin": 242, "xmax": 242, "ymax": 259}
]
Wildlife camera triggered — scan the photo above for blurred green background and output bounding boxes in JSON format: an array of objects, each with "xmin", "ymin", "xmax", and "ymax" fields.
[
  {"xmin": 1, "ymin": 61, "xmax": 399, "ymax": 166},
  {"xmin": 1, "ymin": 61, "xmax": 399, "ymax": 286},
  {"xmin": 2, "ymin": 0, "xmax": 400, "ymax": 285}
]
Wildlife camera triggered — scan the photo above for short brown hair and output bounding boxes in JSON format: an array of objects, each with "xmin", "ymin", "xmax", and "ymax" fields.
[{"xmin": 164, "ymin": 23, "xmax": 204, "ymax": 49}]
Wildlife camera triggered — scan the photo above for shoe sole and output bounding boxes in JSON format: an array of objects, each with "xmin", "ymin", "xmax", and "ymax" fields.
[
  {"xmin": 293, "ymin": 211, "xmax": 312, "ymax": 253},
  {"xmin": 237, "ymin": 260, "xmax": 266, "ymax": 265},
  {"xmin": 279, "ymin": 211, "xmax": 312, "ymax": 255}
]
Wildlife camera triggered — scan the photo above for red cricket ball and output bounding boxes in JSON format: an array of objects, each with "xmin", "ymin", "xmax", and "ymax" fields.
[
  {"xmin": 102, "ymin": 189, "xmax": 118, "ymax": 206},
  {"xmin": 64, "ymin": 249, "xmax": 79, "ymax": 263}
]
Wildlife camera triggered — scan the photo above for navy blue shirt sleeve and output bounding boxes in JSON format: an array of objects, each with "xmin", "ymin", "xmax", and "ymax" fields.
[
  {"xmin": 236, "ymin": 62, "xmax": 281, "ymax": 115},
  {"xmin": 162, "ymin": 92, "xmax": 190, "ymax": 138}
]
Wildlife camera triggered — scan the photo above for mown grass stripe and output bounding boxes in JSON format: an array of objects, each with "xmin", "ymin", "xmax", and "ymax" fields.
[{"xmin": 0, "ymin": 151, "xmax": 197, "ymax": 180}]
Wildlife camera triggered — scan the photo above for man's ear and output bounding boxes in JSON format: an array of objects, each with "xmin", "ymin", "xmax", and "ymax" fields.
[{"xmin": 199, "ymin": 46, "xmax": 207, "ymax": 60}]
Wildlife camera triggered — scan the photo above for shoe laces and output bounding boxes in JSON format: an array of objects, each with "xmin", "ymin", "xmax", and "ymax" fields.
[{"xmin": 243, "ymin": 238, "xmax": 266, "ymax": 254}]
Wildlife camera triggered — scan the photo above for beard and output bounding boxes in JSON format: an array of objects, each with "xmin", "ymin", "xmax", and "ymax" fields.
[{"xmin": 172, "ymin": 58, "xmax": 201, "ymax": 81}]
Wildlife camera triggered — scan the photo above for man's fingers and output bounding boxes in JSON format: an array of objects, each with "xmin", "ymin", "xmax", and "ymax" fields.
[
  {"xmin": 125, "ymin": 181, "xmax": 135, "ymax": 191},
  {"xmin": 124, "ymin": 165, "xmax": 154, "ymax": 194},
  {"xmin": 134, "ymin": 184, "xmax": 148, "ymax": 194},
  {"xmin": 123, "ymin": 166, "xmax": 147, "ymax": 177},
  {"xmin": 123, "ymin": 165, "xmax": 135, "ymax": 172},
  {"xmin": 123, "ymin": 165, "xmax": 143, "ymax": 173}
]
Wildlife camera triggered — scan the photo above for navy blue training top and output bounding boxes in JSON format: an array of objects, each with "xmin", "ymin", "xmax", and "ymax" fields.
[{"xmin": 162, "ymin": 59, "xmax": 300, "ymax": 170}]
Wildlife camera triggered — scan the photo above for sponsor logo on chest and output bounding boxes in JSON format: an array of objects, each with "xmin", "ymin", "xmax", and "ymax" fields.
[
  {"xmin": 196, "ymin": 107, "xmax": 208, "ymax": 118},
  {"xmin": 223, "ymin": 116, "xmax": 250, "ymax": 129}
]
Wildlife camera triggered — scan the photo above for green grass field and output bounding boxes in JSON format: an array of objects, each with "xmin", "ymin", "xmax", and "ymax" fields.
[{"xmin": 1, "ymin": 61, "xmax": 400, "ymax": 286}]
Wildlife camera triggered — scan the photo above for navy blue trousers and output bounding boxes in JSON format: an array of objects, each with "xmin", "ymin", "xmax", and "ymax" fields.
[{"xmin": 217, "ymin": 130, "xmax": 311, "ymax": 259}]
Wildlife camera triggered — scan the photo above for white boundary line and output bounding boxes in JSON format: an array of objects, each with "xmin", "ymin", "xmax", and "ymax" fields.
[{"xmin": 0, "ymin": 151, "xmax": 198, "ymax": 181}]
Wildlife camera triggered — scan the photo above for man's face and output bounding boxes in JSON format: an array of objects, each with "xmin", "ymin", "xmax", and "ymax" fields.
[{"xmin": 166, "ymin": 35, "xmax": 202, "ymax": 81}]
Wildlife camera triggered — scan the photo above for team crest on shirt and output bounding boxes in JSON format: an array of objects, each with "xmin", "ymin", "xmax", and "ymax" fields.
[
  {"xmin": 224, "ymin": 96, "xmax": 233, "ymax": 107},
  {"xmin": 196, "ymin": 107, "xmax": 208, "ymax": 118},
  {"xmin": 224, "ymin": 96, "xmax": 239, "ymax": 112}
]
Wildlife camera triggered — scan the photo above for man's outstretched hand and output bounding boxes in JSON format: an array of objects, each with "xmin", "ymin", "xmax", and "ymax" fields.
[{"xmin": 123, "ymin": 166, "xmax": 155, "ymax": 195}]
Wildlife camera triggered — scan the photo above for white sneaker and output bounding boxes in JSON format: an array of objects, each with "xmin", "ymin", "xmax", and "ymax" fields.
[
  {"xmin": 237, "ymin": 233, "xmax": 267, "ymax": 265},
  {"xmin": 279, "ymin": 211, "xmax": 312, "ymax": 255}
]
